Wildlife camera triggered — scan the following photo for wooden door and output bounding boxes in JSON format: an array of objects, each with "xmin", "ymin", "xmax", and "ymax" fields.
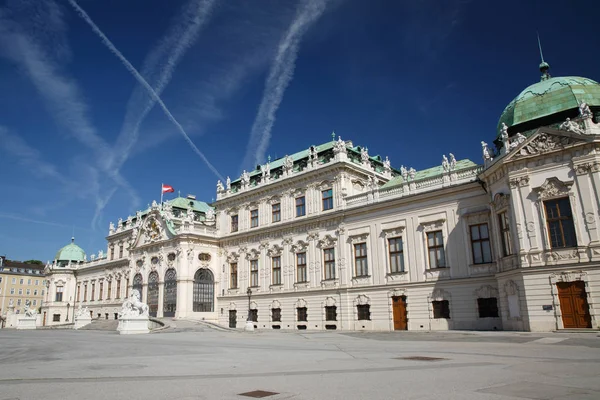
[
  {"xmin": 557, "ymin": 281, "xmax": 592, "ymax": 329},
  {"xmin": 392, "ymin": 296, "xmax": 407, "ymax": 330}
]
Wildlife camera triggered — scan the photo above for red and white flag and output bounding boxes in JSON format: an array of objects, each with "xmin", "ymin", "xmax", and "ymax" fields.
[{"xmin": 162, "ymin": 184, "xmax": 175, "ymax": 194}]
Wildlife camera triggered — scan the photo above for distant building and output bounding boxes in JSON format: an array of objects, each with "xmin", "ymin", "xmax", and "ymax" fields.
[
  {"xmin": 0, "ymin": 256, "xmax": 46, "ymax": 319},
  {"xmin": 41, "ymin": 61, "xmax": 600, "ymax": 332}
]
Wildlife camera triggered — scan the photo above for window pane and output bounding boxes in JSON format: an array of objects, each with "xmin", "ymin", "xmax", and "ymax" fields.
[
  {"xmin": 470, "ymin": 225, "xmax": 480, "ymax": 240},
  {"xmin": 473, "ymin": 242, "xmax": 483, "ymax": 264},
  {"xmin": 435, "ymin": 231, "xmax": 443, "ymax": 244},
  {"xmin": 480, "ymin": 224, "xmax": 489, "ymax": 239},
  {"xmin": 437, "ymin": 248, "xmax": 445, "ymax": 267},
  {"xmin": 427, "ymin": 232, "xmax": 435, "ymax": 247}
]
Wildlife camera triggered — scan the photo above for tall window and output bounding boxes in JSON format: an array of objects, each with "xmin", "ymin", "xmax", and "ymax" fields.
[
  {"xmin": 249, "ymin": 309, "xmax": 258, "ymax": 322},
  {"xmin": 357, "ymin": 304, "xmax": 371, "ymax": 320},
  {"xmin": 498, "ymin": 211, "xmax": 513, "ymax": 256},
  {"xmin": 250, "ymin": 259, "xmax": 259, "ymax": 287},
  {"xmin": 272, "ymin": 256, "xmax": 282, "ymax": 285},
  {"xmin": 297, "ymin": 307, "xmax": 308, "ymax": 322},
  {"xmin": 116, "ymin": 279, "xmax": 121, "ymax": 299},
  {"xmin": 388, "ymin": 237, "xmax": 404, "ymax": 273},
  {"xmin": 99, "ymin": 282, "xmax": 103, "ymax": 300},
  {"xmin": 324, "ymin": 248, "xmax": 336, "ymax": 280},
  {"xmin": 354, "ymin": 243, "xmax": 369, "ymax": 276},
  {"xmin": 250, "ymin": 209, "xmax": 259, "ymax": 228},
  {"xmin": 55, "ymin": 286, "xmax": 63, "ymax": 302},
  {"xmin": 91, "ymin": 283, "xmax": 95, "ymax": 301},
  {"xmin": 427, "ymin": 231, "xmax": 446, "ymax": 268},
  {"xmin": 544, "ymin": 198, "xmax": 577, "ymax": 248},
  {"xmin": 193, "ymin": 269, "xmax": 214, "ymax": 312},
  {"xmin": 432, "ymin": 300, "xmax": 450, "ymax": 319},
  {"xmin": 83, "ymin": 284, "xmax": 88, "ymax": 302},
  {"xmin": 119, "ymin": 245, "xmax": 124, "ymax": 258},
  {"xmin": 272, "ymin": 203, "xmax": 281, "ymax": 223},
  {"xmin": 325, "ymin": 306, "xmax": 337, "ymax": 321},
  {"xmin": 470, "ymin": 224, "xmax": 492, "ymax": 264},
  {"xmin": 230, "ymin": 263, "xmax": 238, "ymax": 289},
  {"xmin": 231, "ymin": 214, "xmax": 239, "ymax": 232},
  {"xmin": 322, "ymin": 189, "xmax": 333, "ymax": 211},
  {"xmin": 296, "ymin": 196, "xmax": 306, "ymax": 217},
  {"xmin": 272, "ymin": 308, "xmax": 281, "ymax": 322},
  {"xmin": 477, "ymin": 298, "xmax": 499, "ymax": 318},
  {"xmin": 76, "ymin": 285, "xmax": 81, "ymax": 302},
  {"xmin": 107, "ymin": 281, "xmax": 112, "ymax": 299},
  {"xmin": 110, "ymin": 247, "xmax": 115, "ymax": 260},
  {"xmin": 296, "ymin": 252, "xmax": 307, "ymax": 283}
]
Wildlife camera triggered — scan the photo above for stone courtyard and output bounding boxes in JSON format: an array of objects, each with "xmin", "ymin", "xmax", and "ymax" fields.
[{"xmin": 1, "ymin": 322, "xmax": 599, "ymax": 400}]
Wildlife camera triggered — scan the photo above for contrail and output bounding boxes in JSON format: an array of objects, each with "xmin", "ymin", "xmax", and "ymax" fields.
[
  {"xmin": 241, "ymin": 0, "xmax": 328, "ymax": 170},
  {"xmin": 67, "ymin": 0, "xmax": 224, "ymax": 181},
  {"xmin": 112, "ymin": 0, "xmax": 217, "ymax": 171}
]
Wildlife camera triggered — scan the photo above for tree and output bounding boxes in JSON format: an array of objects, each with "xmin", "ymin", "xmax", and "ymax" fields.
[{"xmin": 24, "ymin": 260, "xmax": 43, "ymax": 265}]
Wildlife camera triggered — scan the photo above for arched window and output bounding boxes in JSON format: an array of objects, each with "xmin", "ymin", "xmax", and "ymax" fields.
[
  {"xmin": 147, "ymin": 271, "xmax": 159, "ymax": 317},
  {"xmin": 193, "ymin": 269, "xmax": 214, "ymax": 312},
  {"xmin": 163, "ymin": 269, "xmax": 177, "ymax": 317},
  {"xmin": 132, "ymin": 273, "xmax": 143, "ymax": 298}
]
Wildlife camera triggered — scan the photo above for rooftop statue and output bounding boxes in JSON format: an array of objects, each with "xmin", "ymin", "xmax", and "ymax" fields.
[
  {"xmin": 119, "ymin": 289, "xmax": 149, "ymax": 318},
  {"xmin": 226, "ymin": 176, "xmax": 231, "ymax": 190},
  {"xmin": 241, "ymin": 170, "xmax": 250, "ymax": 186},
  {"xmin": 449, "ymin": 154, "xmax": 457, "ymax": 171},
  {"xmin": 408, "ymin": 167, "xmax": 416, "ymax": 180},
  {"xmin": 442, "ymin": 155, "xmax": 450, "ymax": 172},
  {"xmin": 559, "ymin": 118, "xmax": 584, "ymax": 134},
  {"xmin": 361, "ymin": 147, "xmax": 370, "ymax": 163},
  {"xmin": 216, "ymin": 180, "xmax": 224, "ymax": 192},
  {"xmin": 400, "ymin": 165, "xmax": 408, "ymax": 180},
  {"xmin": 500, "ymin": 123, "xmax": 510, "ymax": 154},
  {"xmin": 109, "ymin": 221, "xmax": 115, "ymax": 232},
  {"xmin": 579, "ymin": 101, "xmax": 593, "ymax": 119},
  {"xmin": 284, "ymin": 155, "xmax": 294, "ymax": 171},
  {"xmin": 333, "ymin": 136, "xmax": 347, "ymax": 154},
  {"xmin": 481, "ymin": 141, "xmax": 491, "ymax": 160}
]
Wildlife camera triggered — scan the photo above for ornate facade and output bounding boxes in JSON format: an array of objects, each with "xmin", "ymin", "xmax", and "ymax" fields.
[{"xmin": 40, "ymin": 65, "xmax": 600, "ymax": 332}]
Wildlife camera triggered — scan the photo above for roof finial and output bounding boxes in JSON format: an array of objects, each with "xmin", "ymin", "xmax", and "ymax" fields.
[
  {"xmin": 537, "ymin": 32, "xmax": 550, "ymax": 81},
  {"xmin": 331, "ymin": 131, "xmax": 336, "ymax": 141},
  {"xmin": 267, "ymin": 155, "xmax": 271, "ymax": 163}
]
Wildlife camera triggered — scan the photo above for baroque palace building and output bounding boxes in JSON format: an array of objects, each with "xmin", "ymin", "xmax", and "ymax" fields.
[{"xmin": 41, "ymin": 62, "xmax": 600, "ymax": 332}]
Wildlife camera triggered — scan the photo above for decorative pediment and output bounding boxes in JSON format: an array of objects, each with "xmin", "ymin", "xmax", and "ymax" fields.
[
  {"xmin": 130, "ymin": 213, "xmax": 169, "ymax": 249},
  {"xmin": 549, "ymin": 270, "xmax": 586, "ymax": 283},
  {"xmin": 290, "ymin": 240, "xmax": 308, "ymax": 254},
  {"xmin": 505, "ymin": 130, "xmax": 589, "ymax": 161},
  {"xmin": 295, "ymin": 298, "xmax": 307, "ymax": 308},
  {"xmin": 533, "ymin": 177, "xmax": 573, "ymax": 200},
  {"xmin": 226, "ymin": 252, "xmax": 240, "ymax": 263},
  {"xmin": 246, "ymin": 248, "xmax": 260, "ymax": 260},
  {"xmin": 347, "ymin": 233, "xmax": 369, "ymax": 244},
  {"xmin": 491, "ymin": 193, "xmax": 510, "ymax": 210},
  {"xmin": 381, "ymin": 226, "xmax": 405, "ymax": 238},
  {"xmin": 267, "ymin": 244, "xmax": 283, "ymax": 257},
  {"xmin": 504, "ymin": 280, "xmax": 519, "ymax": 296},
  {"xmin": 474, "ymin": 285, "xmax": 498, "ymax": 299},
  {"xmin": 323, "ymin": 296, "xmax": 336, "ymax": 307},
  {"xmin": 354, "ymin": 294, "xmax": 370, "ymax": 305},
  {"xmin": 317, "ymin": 234, "xmax": 337, "ymax": 249},
  {"xmin": 430, "ymin": 288, "xmax": 450, "ymax": 301},
  {"xmin": 420, "ymin": 218, "xmax": 446, "ymax": 231},
  {"xmin": 271, "ymin": 300, "xmax": 281, "ymax": 309}
]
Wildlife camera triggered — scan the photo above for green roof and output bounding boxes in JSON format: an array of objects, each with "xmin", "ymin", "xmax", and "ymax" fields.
[
  {"xmin": 380, "ymin": 159, "xmax": 478, "ymax": 190},
  {"xmin": 497, "ymin": 75, "xmax": 600, "ymax": 137},
  {"xmin": 55, "ymin": 238, "xmax": 86, "ymax": 262},
  {"xmin": 165, "ymin": 196, "xmax": 213, "ymax": 213}
]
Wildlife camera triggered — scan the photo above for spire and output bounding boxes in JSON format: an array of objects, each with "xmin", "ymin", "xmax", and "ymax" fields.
[
  {"xmin": 331, "ymin": 131, "xmax": 336, "ymax": 141},
  {"xmin": 537, "ymin": 32, "xmax": 550, "ymax": 81},
  {"xmin": 71, "ymin": 236, "xmax": 75, "ymax": 243}
]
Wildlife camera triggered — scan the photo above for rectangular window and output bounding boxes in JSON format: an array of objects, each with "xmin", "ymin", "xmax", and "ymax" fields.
[
  {"xmin": 544, "ymin": 197, "xmax": 577, "ymax": 248},
  {"xmin": 297, "ymin": 307, "xmax": 308, "ymax": 322},
  {"xmin": 477, "ymin": 297, "xmax": 499, "ymax": 318},
  {"xmin": 99, "ymin": 282, "xmax": 103, "ymax": 300},
  {"xmin": 231, "ymin": 214, "xmax": 239, "ymax": 232},
  {"xmin": 272, "ymin": 256, "xmax": 282, "ymax": 285},
  {"xmin": 55, "ymin": 286, "xmax": 64, "ymax": 302},
  {"xmin": 296, "ymin": 196, "xmax": 306, "ymax": 217},
  {"xmin": 18, "ymin": 289, "xmax": 23, "ymax": 295},
  {"xmin": 388, "ymin": 237, "xmax": 405, "ymax": 273},
  {"xmin": 12, "ymin": 278, "xmax": 16, "ymax": 284},
  {"xmin": 33, "ymin": 289, "xmax": 38, "ymax": 296},
  {"xmin": 249, "ymin": 309, "xmax": 258, "ymax": 322},
  {"xmin": 119, "ymin": 245, "xmax": 124, "ymax": 258},
  {"xmin": 110, "ymin": 247, "xmax": 115, "ymax": 260},
  {"xmin": 17, "ymin": 299, "xmax": 22, "ymax": 306},
  {"xmin": 325, "ymin": 306, "xmax": 337, "ymax": 321},
  {"xmin": 250, "ymin": 259, "xmax": 259, "ymax": 287},
  {"xmin": 357, "ymin": 304, "xmax": 371, "ymax": 320},
  {"xmin": 91, "ymin": 283, "xmax": 95, "ymax": 301},
  {"xmin": 296, "ymin": 252, "xmax": 307, "ymax": 283},
  {"xmin": 324, "ymin": 248, "xmax": 336, "ymax": 280},
  {"xmin": 322, "ymin": 189, "xmax": 333, "ymax": 211},
  {"xmin": 230, "ymin": 263, "xmax": 238, "ymax": 289},
  {"xmin": 470, "ymin": 223, "xmax": 492, "ymax": 264},
  {"xmin": 107, "ymin": 281, "xmax": 112, "ymax": 299},
  {"xmin": 53, "ymin": 314, "xmax": 60, "ymax": 322},
  {"xmin": 26, "ymin": 289, "xmax": 30, "ymax": 295},
  {"xmin": 432, "ymin": 300, "xmax": 450, "ymax": 319},
  {"xmin": 76, "ymin": 285, "xmax": 80, "ymax": 302},
  {"xmin": 354, "ymin": 243, "xmax": 369, "ymax": 276},
  {"xmin": 10, "ymin": 288, "xmax": 14, "ymax": 295},
  {"xmin": 35, "ymin": 279, "xmax": 39, "ymax": 285},
  {"xmin": 20, "ymin": 279, "xmax": 23, "ymax": 285},
  {"xmin": 126, "ymin": 279, "xmax": 129, "ymax": 298},
  {"xmin": 427, "ymin": 231, "xmax": 446, "ymax": 268},
  {"xmin": 250, "ymin": 209, "xmax": 259, "ymax": 228},
  {"xmin": 272, "ymin": 203, "xmax": 281, "ymax": 223},
  {"xmin": 32, "ymin": 300, "xmax": 37, "ymax": 306},
  {"xmin": 116, "ymin": 279, "xmax": 121, "ymax": 299},
  {"xmin": 27, "ymin": 279, "xmax": 31, "ymax": 285},
  {"xmin": 272, "ymin": 308, "xmax": 281, "ymax": 322},
  {"xmin": 498, "ymin": 211, "xmax": 513, "ymax": 256}
]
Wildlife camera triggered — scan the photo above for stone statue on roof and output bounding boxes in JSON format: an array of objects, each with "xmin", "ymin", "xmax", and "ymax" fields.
[
  {"xmin": 559, "ymin": 118, "xmax": 584, "ymax": 134},
  {"xmin": 284, "ymin": 155, "xmax": 293, "ymax": 171},
  {"xmin": 449, "ymin": 154, "xmax": 457, "ymax": 171},
  {"xmin": 361, "ymin": 147, "xmax": 370, "ymax": 164},
  {"xmin": 442, "ymin": 155, "xmax": 449, "ymax": 172},
  {"xmin": 261, "ymin": 163, "xmax": 270, "ymax": 181},
  {"xmin": 408, "ymin": 168, "xmax": 416, "ymax": 180},
  {"xmin": 481, "ymin": 141, "xmax": 491, "ymax": 160},
  {"xmin": 515, "ymin": 133, "xmax": 526, "ymax": 144},
  {"xmin": 241, "ymin": 170, "xmax": 250, "ymax": 186},
  {"xmin": 226, "ymin": 176, "xmax": 231, "ymax": 190},
  {"xmin": 216, "ymin": 180, "xmax": 224, "ymax": 192},
  {"xmin": 500, "ymin": 123, "xmax": 510, "ymax": 154},
  {"xmin": 109, "ymin": 221, "xmax": 115, "ymax": 232},
  {"xmin": 579, "ymin": 101, "xmax": 592, "ymax": 119},
  {"xmin": 400, "ymin": 165, "xmax": 408, "ymax": 180},
  {"xmin": 333, "ymin": 136, "xmax": 347, "ymax": 154}
]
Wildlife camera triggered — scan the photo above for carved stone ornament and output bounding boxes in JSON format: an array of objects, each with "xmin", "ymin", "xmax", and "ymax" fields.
[
  {"xmin": 142, "ymin": 216, "xmax": 164, "ymax": 244},
  {"xmin": 271, "ymin": 300, "xmax": 281, "ymax": 309},
  {"xmin": 354, "ymin": 294, "xmax": 370, "ymax": 306},
  {"xmin": 533, "ymin": 177, "xmax": 573, "ymax": 200},
  {"xmin": 550, "ymin": 270, "xmax": 586, "ymax": 283},
  {"xmin": 513, "ymin": 133, "xmax": 576, "ymax": 158},
  {"xmin": 245, "ymin": 248, "xmax": 260, "ymax": 260},
  {"xmin": 347, "ymin": 233, "xmax": 369, "ymax": 244},
  {"xmin": 317, "ymin": 234, "xmax": 337, "ymax": 249},
  {"xmin": 229, "ymin": 302, "xmax": 236, "ymax": 311},
  {"xmin": 585, "ymin": 212, "xmax": 596, "ymax": 225},
  {"xmin": 382, "ymin": 226, "xmax": 406, "ymax": 238},
  {"xmin": 295, "ymin": 298, "xmax": 307, "ymax": 308},
  {"xmin": 575, "ymin": 163, "xmax": 592, "ymax": 175},
  {"xmin": 324, "ymin": 296, "xmax": 337, "ymax": 307},
  {"xmin": 559, "ymin": 118, "xmax": 584, "ymax": 134},
  {"xmin": 420, "ymin": 218, "xmax": 445, "ymax": 231},
  {"xmin": 509, "ymin": 176, "xmax": 529, "ymax": 188},
  {"xmin": 226, "ymin": 252, "xmax": 239, "ymax": 263},
  {"xmin": 333, "ymin": 136, "xmax": 347, "ymax": 154},
  {"xmin": 430, "ymin": 288, "xmax": 450, "ymax": 301},
  {"xmin": 474, "ymin": 285, "xmax": 498, "ymax": 299},
  {"xmin": 504, "ymin": 280, "xmax": 519, "ymax": 296},
  {"xmin": 491, "ymin": 193, "xmax": 510, "ymax": 210},
  {"xmin": 267, "ymin": 244, "xmax": 283, "ymax": 257},
  {"xmin": 291, "ymin": 240, "xmax": 308, "ymax": 254}
]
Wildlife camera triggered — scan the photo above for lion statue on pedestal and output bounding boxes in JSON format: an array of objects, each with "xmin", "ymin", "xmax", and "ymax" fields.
[{"xmin": 119, "ymin": 289, "xmax": 149, "ymax": 318}]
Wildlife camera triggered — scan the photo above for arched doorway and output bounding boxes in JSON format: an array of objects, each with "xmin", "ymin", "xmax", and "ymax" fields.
[
  {"xmin": 132, "ymin": 273, "xmax": 143, "ymax": 299},
  {"xmin": 147, "ymin": 271, "xmax": 159, "ymax": 317},
  {"xmin": 163, "ymin": 269, "xmax": 177, "ymax": 317},
  {"xmin": 193, "ymin": 269, "xmax": 214, "ymax": 312}
]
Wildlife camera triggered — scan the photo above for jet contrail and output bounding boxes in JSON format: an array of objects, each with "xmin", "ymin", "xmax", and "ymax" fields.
[
  {"xmin": 241, "ymin": 0, "xmax": 328, "ymax": 170},
  {"xmin": 67, "ymin": 0, "xmax": 224, "ymax": 181}
]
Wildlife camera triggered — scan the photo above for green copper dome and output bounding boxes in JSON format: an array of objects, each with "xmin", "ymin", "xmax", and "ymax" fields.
[
  {"xmin": 55, "ymin": 238, "xmax": 86, "ymax": 263},
  {"xmin": 497, "ymin": 75, "xmax": 600, "ymax": 139}
]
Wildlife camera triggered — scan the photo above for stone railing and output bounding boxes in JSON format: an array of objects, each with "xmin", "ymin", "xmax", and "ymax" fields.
[{"xmin": 344, "ymin": 165, "xmax": 482, "ymax": 208}]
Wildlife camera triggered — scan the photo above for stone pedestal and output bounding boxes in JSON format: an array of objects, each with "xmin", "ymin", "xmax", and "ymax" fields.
[
  {"xmin": 74, "ymin": 316, "xmax": 92, "ymax": 330},
  {"xmin": 244, "ymin": 320, "xmax": 255, "ymax": 331},
  {"xmin": 118, "ymin": 317, "xmax": 149, "ymax": 335},
  {"xmin": 17, "ymin": 317, "xmax": 37, "ymax": 330}
]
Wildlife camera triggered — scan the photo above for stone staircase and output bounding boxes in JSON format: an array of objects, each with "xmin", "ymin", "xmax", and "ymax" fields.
[{"xmin": 79, "ymin": 319, "xmax": 119, "ymax": 331}]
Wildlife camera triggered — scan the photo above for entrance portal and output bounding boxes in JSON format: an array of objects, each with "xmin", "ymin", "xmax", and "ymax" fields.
[
  {"xmin": 163, "ymin": 269, "xmax": 177, "ymax": 317},
  {"xmin": 557, "ymin": 281, "xmax": 592, "ymax": 329},
  {"xmin": 148, "ymin": 271, "xmax": 159, "ymax": 317},
  {"xmin": 229, "ymin": 310, "xmax": 237, "ymax": 328},
  {"xmin": 193, "ymin": 269, "xmax": 214, "ymax": 312},
  {"xmin": 392, "ymin": 296, "xmax": 408, "ymax": 330}
]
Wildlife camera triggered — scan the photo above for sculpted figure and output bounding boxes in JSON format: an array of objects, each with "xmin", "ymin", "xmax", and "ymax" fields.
[
  {"xmin": 481, "ymin": 141, "xmax": 491, "ymax": 160},
  {"xmin": 109, "ymin": 221, "xmax": 115, "ymax": 232},
  {"xmin": 226, "ymin": 176, "xmax": 231, "ymax": 190},
  {"xmin": 442, "ymin": 155, "xmax": 449, "ymax": 172},
  {"xmin": 449, "ymin": 153, "xmax": 457, "ymax": 170},
  {"xmin": 361, "ymin": 147, "xmax": 369, "ymax": 163},
  {"xmin": 118, "ymin": 289, "xmax": 149, "ymax": 318},
  {"xmin": 579, "ymin": 101, "xmax": 592, "ymax": 119},
  {"xmin": 75, "ymin": 306, "xmax": 90, "ymax": 319},
  {"xmin": 216, "ymin": 180, "xmax": 224, "ymax": 192},
  {"xmin": 241, "ymin": 170, "xmax": 250, "ymax": 186},
  {"xmin": 400, "ymin": 165, "xmax": 408, "ymax": 180},
  {"xmin": 24, "ymin": 301, "xmax": 37, "ymax": 317}
]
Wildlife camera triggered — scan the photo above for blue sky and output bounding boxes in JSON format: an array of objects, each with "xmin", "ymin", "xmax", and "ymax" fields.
[{"xmin": 1, "ymin": 0, "xmax": 599, "ymax": 262}]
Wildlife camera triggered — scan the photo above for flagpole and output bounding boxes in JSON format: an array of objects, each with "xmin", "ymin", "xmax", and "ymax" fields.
[{"xmin": 160, "ymin": 182, "xmax": 163, "ymax": 205}]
